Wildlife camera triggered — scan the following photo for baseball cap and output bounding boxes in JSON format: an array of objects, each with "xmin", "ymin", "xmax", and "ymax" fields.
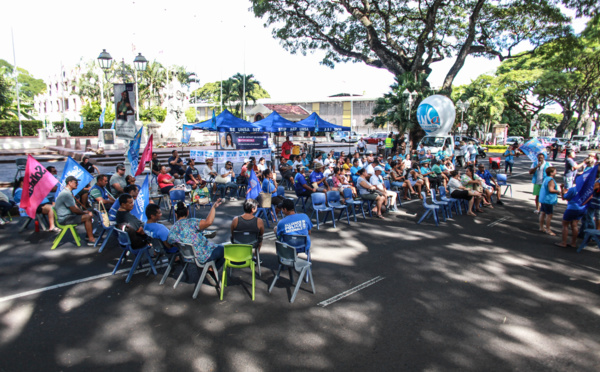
[
  {"xmin": 367, "ymin": 150, "xmax": 374, "ymax": 155},
  {"xmin": 65, "ymin": 175, "xmax": 80, "ymax": 183},
  {"xmin": 374, "ymin": 166, "xmax": 384, "ymax": 172}
]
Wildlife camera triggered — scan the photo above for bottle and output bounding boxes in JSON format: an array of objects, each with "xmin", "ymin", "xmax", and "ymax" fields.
[{"xmin": 35, "ymin": 220, "xmax": 40, "ymax": 232}]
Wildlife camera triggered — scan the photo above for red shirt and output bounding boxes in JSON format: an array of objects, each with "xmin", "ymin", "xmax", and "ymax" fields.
[
  {"xmin": 158, "ymin": 173, "xmax": 173, "ymax": 189},
  {"xmin": 281, "ymin": 141, "xmax": 294, "ymax": 159}
]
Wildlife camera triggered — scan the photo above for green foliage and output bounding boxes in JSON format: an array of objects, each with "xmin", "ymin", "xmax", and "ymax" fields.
[
  {"xmin": 140, "ymin": 107, "xmax": 167, "ymax": 122},
  {"xmin": 185, "ymin": 107, "xmax": 197, "ymax": 123},
  {"xmin": 251, "ymin": 0, "xmax": 573, "ymax": 89},
  {"xmin": 0, "ymin": 120, "xmax": 43, "ymax": 136},
  {"xmin": 52, "ymin": 121, "xmax": 102, "ymax": 136},
  {"xmin": 81, "ymin": 101, "xmax": 103, "ymax": 121}
]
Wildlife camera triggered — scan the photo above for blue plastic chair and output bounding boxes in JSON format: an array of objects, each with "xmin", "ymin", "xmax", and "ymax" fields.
[
  {"xmin": 94, "ymin": 208, "xmax": 116, "ymax": 253},
  {"xmin": 112, "ymin": 227, "xmax": 157, "ymax": 283},
  {"xmin": 438, "ymin": 186, "xmax": 462, "ymax": 215},
  {"xmin": 295, "ymin": 193, "xmax": 311, "ymax": 213},
  {"xmin": 384, "ymin": 179, "xmax": 402, "ymax": 208},
  {"xmin": 310, "ymin": 192, "xmax": 335, "ymax": 229},
  {"xmin": 417, "ymin": 191, "xmax": 440, "ymax": 226},
  {"xmin": 343, "ymin": 187, "xmax": 366, "ymax": 221},
  {"xmin": 327, "ymin": 190, "xmax": 350, "ymax": 225},
  {"xmin": 168, "ymin": 189, "xmax": 187, "ymax": 223},
  {"xmin": 496, "ymin": 174, "xmax": 512, "ymax": 197},
  {"xmin": 255, "ymin": 197, "xmax": 277, "ymax": 228},
  {"xmin": 431, "ymin": 188, "xmax": 451, "ymax": 219}
]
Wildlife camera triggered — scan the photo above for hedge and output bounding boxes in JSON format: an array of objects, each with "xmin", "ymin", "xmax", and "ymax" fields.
[
  {"xmin": 52, "ymin": 121, "xmax": 103, "ymax": 136},
  {"xmin": 486, "ymin": 145, "xmax": 509, "ymax": 152},
  {"xmin": 0, "ymin": 120, "xmax": 44, "ymax": 136}
]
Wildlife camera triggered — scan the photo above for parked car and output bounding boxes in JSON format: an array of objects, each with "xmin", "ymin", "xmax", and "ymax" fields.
[
  {"xmin": 364, "ymin": 132, "xmax": 389, "ymax": 145},
  {"xmin": 564, "ymin": 140, "xmax": 580, "ymax": 152},
  {"xmin": 333, "ymin": 131, "xmax": 359, "ymax": 143},
  {"xmin": 506, "ymin": 136, "xmax": 525, "ymax": 145},
  {"xmin": 590, "ymin": 136, "xmax": 600, "ymax": 149},
  {"xmin": 571, "ymin": 135, "xmax": 590, "ymax": 151},
  {"xmin": 453, "ymin": 135, "xmax": 480, "ymax": 145}
]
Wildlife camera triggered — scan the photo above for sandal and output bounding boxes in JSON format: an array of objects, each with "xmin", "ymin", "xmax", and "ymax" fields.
[
  {"xmin": 467, "ymin": 212, "xmax": 477, "ymax": 217},
  {"xmin": 545, "ymin": 229, "xmax": 556, "ymax": 236},
  {"xmin": 376, "ymin": 214, "xmax": 385, "ymax": 219}
]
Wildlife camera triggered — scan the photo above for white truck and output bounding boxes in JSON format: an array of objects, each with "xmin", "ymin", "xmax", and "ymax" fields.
[{"xmin": 419, "ymin": 134, "xmax": 457, "ymax": 161}]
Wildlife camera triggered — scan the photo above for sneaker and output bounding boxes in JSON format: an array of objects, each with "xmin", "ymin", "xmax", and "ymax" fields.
[
  {"xmin": 86, "ymin": 240, "xmax": 96, "ymax": 246},
  {"xmin": 533, "ymin": 209, "xmax": 539, "ymax": 214},
  {"xmin": 497, "ymin": 200, "xmax": 504, "ymax": 205},
  {"xmin": 230, "ymin": 197, "xmax": 237, "ymax": 201},
  {"xmin": 0, "ymin": 218, "xmax": 5, "ymax": 226}
]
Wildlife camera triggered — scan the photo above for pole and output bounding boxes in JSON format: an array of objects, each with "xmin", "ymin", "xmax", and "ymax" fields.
[
  {"xmin": 134, "ymin": 68, "xmax": 140, "ymax": 122},
  {"xmin": 11, "ymin": 28, "xmax": 22, "ymax": 137},
  {"xmin": 242, "ymin": 25, "xmax": 246, "ymax": 120},
  {"xmin": 60, "ymin": 62, "xmax": 68, "ymax": 136}
]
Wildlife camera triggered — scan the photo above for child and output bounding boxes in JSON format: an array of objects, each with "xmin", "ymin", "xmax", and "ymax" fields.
[
  {"xmin": 556, "ymin": 183, "xmax": 585, "ymax": 248},
  {"xmin": 538, "ymin": 167, "xmax": 560, "ymax": 235}
]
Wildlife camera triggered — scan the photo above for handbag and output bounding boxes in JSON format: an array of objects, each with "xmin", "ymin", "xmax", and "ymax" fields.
[
  {"xmin": 99, "ymin": 201, "xmax": 110, "ymax": 227},
  {"xmin": 215, "ymin": 175, "xmax": 228, "ymax": 184},
  {"xmin": 259, "ymin": 192, "xmax": 272, "ymax": 208}
]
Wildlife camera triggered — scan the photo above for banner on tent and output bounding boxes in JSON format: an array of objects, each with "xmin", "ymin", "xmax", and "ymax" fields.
[
  {"xmin": 219, "ymin": 133, "xmax": 269, "ymax": 150},
  {"xmin": 189, "ymin": 149, "xmax": 272, "ymax": 164}
]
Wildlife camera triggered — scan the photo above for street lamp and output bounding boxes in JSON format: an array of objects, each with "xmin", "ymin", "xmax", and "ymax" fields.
[
  {"xmin": 402, "ymin": 89, "xmax": 419, "ymax": 154},
  {"xmin": 97, "ymin": 49, "xmax": 148, "ymax": 121},
  {"xmin": 456, "ymin": 99, "xmax": 470, "ymax": 135}
]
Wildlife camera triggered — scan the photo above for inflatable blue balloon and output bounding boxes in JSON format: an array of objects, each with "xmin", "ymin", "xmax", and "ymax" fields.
[{"xmin": 416, "ymin": 95, "xmax": 456, "ymax": 135}]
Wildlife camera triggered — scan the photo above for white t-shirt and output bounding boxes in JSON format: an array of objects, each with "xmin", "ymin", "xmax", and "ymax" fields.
[
  {"xmin": 324, "ymin": 158, "xmax": 332, "ymax": 166},
  {"xmin": 448, "ymin": 177, "xmax": 463, "ymax": 194},
  {"xmin": 202, "ymin": 165, "xmax": 216, "ymax": 181},
  {"xmin": 531, "ymin": 161, "xmax": 552, "ymax": 185},
  {"xmin": 370, "ymin": 174, "xmax": 384, "ymax": 189},
  {"xmin": 219, "ymin": 167, "xmax": 235, "ymax": 183},
  {"xmin": 365, "ymin": 163, "xmax": 375, "ymax": 177}
]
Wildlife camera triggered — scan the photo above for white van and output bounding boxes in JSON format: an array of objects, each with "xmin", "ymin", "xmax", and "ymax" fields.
[
  {"xmin": 332, "ymin": 131, "xmax": 359, "ymax": 143},
  {"xmin": 419, "ymin": 135, "xmax": 455, "ymax": 157}
]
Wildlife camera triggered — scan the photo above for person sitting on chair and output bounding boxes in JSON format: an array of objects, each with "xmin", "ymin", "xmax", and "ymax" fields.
[
  {"xmin": 13, "ymin": 177, "xmax": 58, "ymax": 231},
  {"xmin": 110, "ymin": 164, "xmax": 128, "ymax": 198},
  {"xmin": 144, "ymin": 204, "xmax": 173, "ymax": 252},
  {"xmin": 158, "ymin": 165, "xmax": 175, "ymax": 195},
  {"xmin": 309, "ymin": 163, "xmax": 329, "ymax": 192},
  {"xmin": 89, "ymin": 174, "xmax": 115, "ymax": 209},
  {"xmin": 167, "ymin": 199, "xmax": 224, "ymax": 266},
  {"xmin": 278, "ymin": 156, "xmax": 295, "ymax": 187},
  {"xmin": 115, "ymin": 193, "xmax": 149, "ymax": 249},
  {"xmin": 476, "ymin": 163, "xmax": 504, "ymax": 205},
  {"xmin": 80, "ymin": 156, "xmax": 100, "ymax": 175},
  {"xmin": 262, "ymin": 168, "xmax": 284, "ymax": 215},
  {"xmin": 230, "ymin": 198, "xmax": 264, "ymax": 252},
  {"xmin": 274, "ymin": 199, "xmax": 312, "ymax": 251},
  {"xmin": 294, "ymin": 166, "xmax": 315, "ymax": 198},
  {"xmin": 55, "ymin": 176, "xmax": 95, "ymax": 245}
]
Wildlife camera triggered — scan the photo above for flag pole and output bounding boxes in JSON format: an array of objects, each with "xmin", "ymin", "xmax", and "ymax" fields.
[{"xmin": 11, "ymin": 28, "xmax": 22, "ymax": 137}]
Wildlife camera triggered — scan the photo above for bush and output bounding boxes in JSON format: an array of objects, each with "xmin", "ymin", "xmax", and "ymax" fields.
[
  {"xmin": 486, "ymin": 145, "xmax": 508, "ymax": 152},
  {"xmin": 52, "ymin": 121, "xmax": 104, "ymax": 136},
  {"xmin": 0, "ymin": 120, "xmax": 44, "ymax": 136}
]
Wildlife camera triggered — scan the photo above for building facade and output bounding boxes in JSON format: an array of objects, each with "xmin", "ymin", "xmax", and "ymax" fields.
[{"xmin": 33, "ymin": 67, "xmax": 84, "ymax": 123}]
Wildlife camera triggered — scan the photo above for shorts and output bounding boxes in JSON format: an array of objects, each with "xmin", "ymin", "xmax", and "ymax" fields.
[
  {"xmin": 450, "ymin": 190, "xmax": 471, "ymax": 200},
  {"xmin": 470, "ymin": 153, "xmax": 477, "ymax": 162},
  {"xmin": 540, "ymin": 203, "xmax": 554, "ymax": 215},
  {"xmin": 532, "ymin": 184, "xmax": 542, "ymax": 196},
  {"xmin": 58, "ymin": 214, "xmax": 82, "ymax": 225},
  {"xmin": 360, "ymin": 193, "xmax": 378, "ymax": 201},
  {"xmin": 563, "ymin": 209, "xmax": 584, "ymax": 222},
  {"xmin": 36, "ymin": 202, "xmax": 51, "ymax": 214}
]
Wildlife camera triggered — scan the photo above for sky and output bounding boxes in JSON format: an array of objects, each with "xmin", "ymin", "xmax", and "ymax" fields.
[{"xmin": 0, "ymin": 0, "xmax": 588, "ymax": 102}]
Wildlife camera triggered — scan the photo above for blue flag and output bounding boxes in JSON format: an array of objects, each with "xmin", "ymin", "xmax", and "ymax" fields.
[
  {"xmin": 211, "ymin": 109, "xmax": 217, "ymax": 130},
  {"xmin": 519, "ymin": 138, "xmax": 547, "ymax": 162},
  {"xmin": 80, "ymin": 116, "xmax": 84, "ymax": 129},
  {"xmin": 132, "ymin": 175, "xmax": 150, "ymax": 223},
  {"xmin": 314, "ymin": 114, "xmax": 319, "ymax": 133},
  {"xmin": 127, "ymin": 128, "xmax": 143, "ymax": 175},
  {"xmin": 55, "ymin": 157, "xmax": 93, "ymax": 198},
  {"xmin": 247, "ymin": 169, "xmax": 260, "ymax": 200},
  {"xmin": 572, "ymin": 165, "xmax": 598, "ymax": 206},
  {"xmin": 99, "ymin": 108, "xmax": 106, "ymax": 127},
  {"xmin": 111, "ymin": 119, "xmax": 115, "ymax": 130},
  {"xmin": 182, "ymin": 124, "xmax": 192, "ymax": 143}
]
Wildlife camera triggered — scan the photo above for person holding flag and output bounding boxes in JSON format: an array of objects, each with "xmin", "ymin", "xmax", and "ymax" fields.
[{"xmin": 55, "ymin": 176, "xmax": 95, "ymax": 245}]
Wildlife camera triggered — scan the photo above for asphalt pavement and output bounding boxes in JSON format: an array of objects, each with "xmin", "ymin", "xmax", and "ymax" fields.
[{"xmin": 0, "ymin": 153, "xmax": 599, "ymax": 371}]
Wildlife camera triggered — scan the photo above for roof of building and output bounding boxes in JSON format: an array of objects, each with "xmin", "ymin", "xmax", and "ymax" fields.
[{"xmin": 264, "ymin": 104, "xmax": 310, "ymax": 116}]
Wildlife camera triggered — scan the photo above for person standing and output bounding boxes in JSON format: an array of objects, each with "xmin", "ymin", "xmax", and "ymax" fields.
[
  {"xmin": 281, "ymin": 136, "xmax": 294, "ymax": 160},
  {"xmin": 503, "ymin": 145, "xmax": 516, "ymax": 176},
  {"xmin": 529, "ymin": 153, "xmax": 552, "ymax": 214},
  {"xmin": 55, "ymin": 176, "xmax": 95, "ymax": 245},
  {"xmin": 564, "ymin": 150, "xmax": 584, "ymax": 189},
  {"xmin": 550, "ymin": 140, "xmax": 559, "ymax": 161},
  {"xmin": 385, "ymin": 132, "xmax": 393, "ymax": 159},
  {"xmin": 556, "ymin": 184, "xmax": 585, "ymax": 248},
  {"xmin": 538, "ymin": 167, "xmax": 560, "ymax": 236}
]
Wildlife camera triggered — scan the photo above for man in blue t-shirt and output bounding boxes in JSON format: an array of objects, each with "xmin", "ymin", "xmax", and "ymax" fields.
[
  {"xmin": 476, "ymin": 164, "xmax": 503, "ymax": 205},
  {"xmin": 275, "ymin": 199, "xmax": 313, "ymax": 250},
  {"xmin": 294, "ymin": 166, "xmax": 315, "ymax": 197},
  {"xmin": 144, "ymin": 204, "xmax": 175, "ymax": 253},
  {"xmin": 309, "ymin": 163, "xmax": 329, "ymax": 192}
]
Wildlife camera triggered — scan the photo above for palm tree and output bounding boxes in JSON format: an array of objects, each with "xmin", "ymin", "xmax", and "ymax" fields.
[
  {"xmin": 139, "ymin": 60, "xmax": 166, "ymax": 107},
  {"xmin": 231, "ymin": 73, "xmax": 261, "ymax": 117}
]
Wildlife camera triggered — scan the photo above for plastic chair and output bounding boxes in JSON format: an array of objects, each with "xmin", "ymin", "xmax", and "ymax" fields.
[
  {"xmin": 94, "ymin": 209, "xmax": 115, "ymax": 252},
  {"xmin": 295, "ymin": 194, "xmax": 311, "ymax": 213},
  {"xmin": 232, "ymin": 230, "xmax": 261, "ymax": 277},
  {"xmin": 417, "ymin": 191, "xmax": 440, "ymax": 226},
  {"xmin": 438, "ymin": 186, "xmax": 462, "ymax": 215},
  {"xmin": 496, "ymin": 174, "xmax": 512, "ymax": 197},
  {"xmin": 15, "ymin": 158, "xmax": 26, "ymax": 181},
  {"xmin": 309, "ymin": 192, "xmax": 335, "ymax": 229},
  {"xmin": 384, "ymin": 179, "xmax": 402, "ymax": 208},
  {"xmin": 173, "ymin": 243, "xmax": 220, "ymax": 299},
  {"xmin": 220, "ymin": 244, "xmax": 255, "ymax": 301},
  {"xmin": 51, "ymin": 208, "xmax": 82, "ymax": 249},
  {"xmin": 343, "ymin": 187, "xmax": 366, "ymax": 221},
  {"xmin": 112, "ymin": 227, "xmax": 157, "ymax": 283},
  {"xmin": 255, "ymin": 196, "xmax": 277, "ymax": 228},
  {"xmin": 269, "ymin": 241, "xmax": 315, "ymax": 303},
  {"xmin": 280, "ymin": 234, "xmax": 310, "ymax": 261},
  {"xmin": 430, "ymin": 188, "xmax": 451, "ymax": 219},
  {"xmin": 168, "ymin": 189, "xmax": 187, "ymax": 223},
  {"xmin": 327, "ymin": 190, "xmax": 350, "ymax": 225}
]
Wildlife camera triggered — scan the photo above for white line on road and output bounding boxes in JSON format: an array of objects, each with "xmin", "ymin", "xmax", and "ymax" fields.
[
  {"xmin": 317, "ymin": 276, "xmax": 385, "ymax": 307},
  {"xmin": 488, "ymin": 216, "xmax": 510, "ymax": 227},
  {"xmin": 0, "ymin": 263, "xmax": 167, "ymax": 303}
]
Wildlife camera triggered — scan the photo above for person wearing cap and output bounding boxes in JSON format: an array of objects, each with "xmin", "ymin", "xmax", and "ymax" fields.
[
  {"xmin": 54, "ymin": 176, "xmax": 96, "ymax": 245},
  {"xmin": 294, "ymin": 165, "xmax": 315, "ymax": 197},
  {"xmin": 324, "ymin": 153, "xmax": 334, "ymax": 167},
  {"xmin": 310, "ymin": 163, "xmax": 329, "ymax": 192},
  {"xmin": 355, "ymin": 168, "xmax": 386, "ymax": 218},
  {"xmin": 323, "ymin": 163, "xmax": 334, "ymax": 179},
  {"xmin": 419, "ymin": 159, "xmax": 434, "ymax": 193},
  {"xmin": 110, "ymin": 164, "xmax": 127, "ymax": 197},
  {"xmin": 371, "ymin": 165, "xmax": 398, "ymax": 212},
  {"xmin": 185, "ymin": 158, "xmax": 204, "ymax": 187},
  {"xmin": 168, "ymin": 150, "xmax": 184, "ymax": 178},
  {"xmin": 80, "ymin": 156, "xmax": 99, "ymax": 175},
  {"xmin": 275, "ymin": 199, "xmax": 313, "ymax": 250},
  {"xmin": 279, "ymin": 156, "xmax": 295, "ymax": 186},
  {"xmin": 476, "ymin": 163, "xmax": 504, "ymax": 205}
]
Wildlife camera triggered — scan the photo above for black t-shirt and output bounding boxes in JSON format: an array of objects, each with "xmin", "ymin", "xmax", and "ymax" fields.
[
  {"xmin": 80, "ymin": 162, "xmax": 95, "ymax": 174},
  {"xmin": 116, "ymin": 210, "xmax": 143, "ymax": 231},
  {"xmin": 168, "ymin": 156, "xmax": 184, "ymax": 175},
  {"xmin": 185, "ymin": 166, "xmax": 200, "ymax": 182},
  {"xmin": 152, "ymin": 159, "xmax": 162, "ymax": 174}
]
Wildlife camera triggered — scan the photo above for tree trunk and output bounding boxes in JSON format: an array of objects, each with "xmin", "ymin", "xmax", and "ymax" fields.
[{"xmin": 555, "ymin": 109, "xmax": 574, "ymax": 138}]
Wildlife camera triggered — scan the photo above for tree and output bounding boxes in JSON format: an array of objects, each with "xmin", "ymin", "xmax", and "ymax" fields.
[
  {"xmin": 185, "ymin": 107, "xmax": 197, "ymax": 123},
  {"xmin": 231, "ymin": 73, "xmax": 267, "ymax": 116},
  {"xmin": 139, "ymin": 60, "xmax": 166, "ymax": 107},
  {"xmin": 0, "ymin": 65, "xmax": 35, "ymax": 120},
  {"xmin": 251, "ymin": 0, "xmax": 572, "ymax": 90}
]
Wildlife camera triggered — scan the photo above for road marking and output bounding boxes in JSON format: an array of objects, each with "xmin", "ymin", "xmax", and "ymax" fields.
[
  {"xmin": 317, "ymin": 276, "xmax": 385, "ymax": 307},
  {"xmin": 0, "ymin": 263, "xmax": 167, "ymax": 303},
  {"xmin": 488, "ymin": 216, "xmax": 510, "ymax": 227}
]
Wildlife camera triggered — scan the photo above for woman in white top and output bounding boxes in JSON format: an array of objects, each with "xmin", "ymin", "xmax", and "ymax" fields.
[
  {"xmin": 257, "ymin": 157, "xmax": 267, "ymax": 172},
  {"xmin": 202, "ymin": 158, "xmax": 218, "ymax": 192},
  {"xmin": 355, "ymin": 168, "xmax": 386, "ymax": 219},
  {"xmin": 218, "ymin": 161, "xmax": 238, "ymax": 200}
]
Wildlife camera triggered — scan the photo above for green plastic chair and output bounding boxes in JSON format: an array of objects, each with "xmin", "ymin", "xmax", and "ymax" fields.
[
  {"xmin": 51, "ymin": 208, "xmax": 81, "ymax": 250},
  {"xmin": 220, "ymin": 244, "xmax": 255, "ymax": 301}
]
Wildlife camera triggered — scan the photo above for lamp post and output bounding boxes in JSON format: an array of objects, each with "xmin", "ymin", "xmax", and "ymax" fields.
[
  {"xmin": 456, "ymin": 99, "xmax": 470, "ymax": 135},
  {"xmin": 402, "ymin": 89, "xmax": 418, "ymax": 153},
  {"xmin": 97, "ymin": 49, "xmax": 148, "ymax": 121}
]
